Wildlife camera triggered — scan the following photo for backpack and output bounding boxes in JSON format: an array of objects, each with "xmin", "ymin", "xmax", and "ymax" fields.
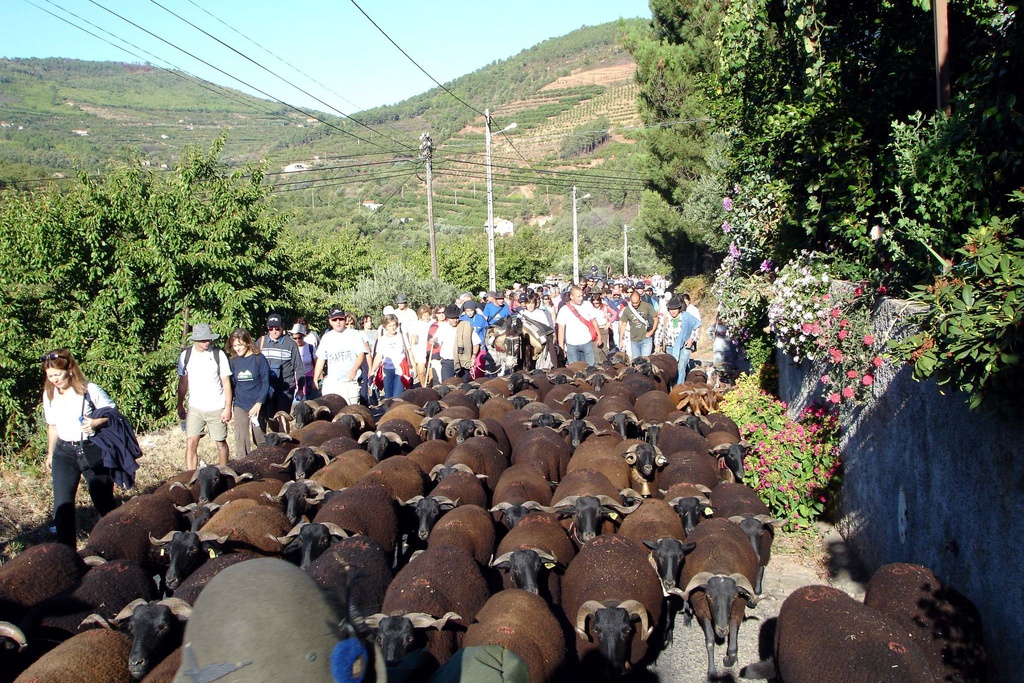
[{"xmin": 181, "ymin": 346, "xmax": 224, "ymax": 375}]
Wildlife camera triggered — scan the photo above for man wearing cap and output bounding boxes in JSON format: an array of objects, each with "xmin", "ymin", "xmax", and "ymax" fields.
[
  {"xmin": 460, "ymin": 300, "xmax": 488, "ymax": 339},
  {"xmin": 313, "ymin": 308, "xmax": 367, "ymax": 405},
  {"xmin": 256, "ymin": 313, "xmax": 304, "ymax": 416},
  {"xmin": 434, "ymin": 304, "xmax": 479, "ymax": 381},
  {"xmin": 666, "ymin": 297, "xmax": 701, "ymax": 385},
  {"xmin": 482, "ymin": 291, "xmax": 511, "ymax": 325},
  {"xmin": 177, "ymin": 324, "xmax": 233, "ymax": 470},
  {"xmin": 393, "ymin": 293, "xmax": 417, "ymax": 332}
]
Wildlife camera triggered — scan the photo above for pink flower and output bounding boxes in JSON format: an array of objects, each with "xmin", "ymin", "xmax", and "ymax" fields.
[
  {"xmin": 820, "ymin": 375, "xmax": 831, "ymax": 385},
  {"xmin": 854, "ymin": 286, "xmax": 863, "ymax": 297},
  {"xmin": 846, "ymin": 370, "xmax": 858, "ymax": 379},
  {"xmin": 827, "ymin": 393, "xmax": 840, "ymax": 404},
  {"xmin": 838, "ymin": 329, "xmax": 849, "ymax": 340},
  {"xmin": 839, "ymin": 319, "xmax": 849, "ymax": 328},
  {"xmin": 723, "ymin": 197, "xmax": 733, "ymax": 211},
  {"xmin": 863, "ymin": 334, "xmax": 875, "ymax": 345},
  {"xmin": 862, "ymin": 374, "xmax": 874, "ymax": 386},
  {"xmin": 828, "ymin": 348, "xmax": 844, "ymax": 363},
  {"xmin": 831, "ymin": 308, "xmax": 841, "ymax": 318},
  {"xmin": 872, "ymin": 356, "xmax": 883, "ymax": 367},
  {"xmin": 842, "ymin": 387, "xmax": 855, "ymax": 399}
]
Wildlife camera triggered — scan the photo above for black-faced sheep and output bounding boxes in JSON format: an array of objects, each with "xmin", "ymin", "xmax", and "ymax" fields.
[
  {"xmin": 198, "ymin": 498, "xmax": 291, "ymax": 555},
  {"xmin": 709, "ymin": 481, "xmax": 781, "ymax": 595},
  {"xmin": 269, "ymin": 445, "xmax": 332, "ymax": 480},
  {"xmin": 561, "ymin": 534, "xmax": 664, "ymax": 676},
  {"xmin": 188, "ymin": 464, "xmax": 253, "ymax": 505},
  {"xmin": 275, "ymin": 521, "xmax": 350, "ymax": 568},
  {"xmin": 79, "ymin": 494, "xmax": 180, "ymax": 570},
  {"xmin": 264, "ymin": 479, "xmax": 328, "ymax": 526},
  {"xmin": 366, "ymin": 544, "xmax": 490, "ymax": 666},
  {"xmin": 491, "ymin": 511, "xmax": 575, "ymax": 604},
  {"xmin": 490, "ymin": 463, "xmax": 555, "ymax": 529},
  {"xmin": 463, "ymin": 589, "xmax": 566, "ymax": 683},
  {"xmin": 674, "ymin": 518, "xmax": 760, "ymax": 678},
  {"xmin": 551, "ymin": 469, "xmax": 637, "ymax": 545},
  {"xmin": 313, "ymin": 481, "xmax": 400, "ymax": 555},
  {"xmin": 863, "ymin": 562, "xmax": 988, "ymax": 683},
  {"xmin": 613, "ymin": 439, "xmax": 668, "ymax": 497},
  {"xmin": 741, "ymin": 584, "xmax": 936, "ymax": 683},
  {"xmin": 93, "ymin": 597, "xmax": 191, "ymax": 680}
]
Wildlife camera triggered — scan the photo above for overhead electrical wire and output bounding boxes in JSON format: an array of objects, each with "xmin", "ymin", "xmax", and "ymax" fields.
[
  {"xmin": 145, "ymin": 0, "xmax": 416, "ymax": 152},
  {"xmin": 82, "ymin": 0, "xmax": 407, "ymax": 155},
  {"xmin": 270, "ymin": 170, "xmax": 418, "ymax": 194}
]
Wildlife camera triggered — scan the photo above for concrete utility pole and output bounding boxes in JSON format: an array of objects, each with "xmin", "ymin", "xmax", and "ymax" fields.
[
  {"xmin": 572, "ymin": 186, "xmax": 590, "ymax": 284},
  {"xmin": 623, "ymin": 224, "xmax": 629, "ymax": 277},
  {"xmin": 420, "ymin": 132, "xmax": 437, "ymax": 278}
]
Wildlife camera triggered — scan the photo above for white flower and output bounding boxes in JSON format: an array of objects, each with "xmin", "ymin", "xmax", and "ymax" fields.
[{"xmin": 870, "ymin": 225, "xmax": 883, "ymax": 241}]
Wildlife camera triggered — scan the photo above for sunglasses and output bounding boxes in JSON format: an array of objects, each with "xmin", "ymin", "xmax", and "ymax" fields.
[
  {"xmin": 267, "ymin": 326, "xmax": 282, "ymax": 331},
  {"xmin": 40, "ymin": 352, "xmax": 65, "ymax": 362}
]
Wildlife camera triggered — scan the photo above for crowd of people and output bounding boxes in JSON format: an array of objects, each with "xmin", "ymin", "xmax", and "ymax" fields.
[{"xmin": 38, "ymin": 274, "xmax": 705, "ymax": 545}]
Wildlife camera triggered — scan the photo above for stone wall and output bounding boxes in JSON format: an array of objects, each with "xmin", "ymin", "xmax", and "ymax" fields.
[{"xmin": 777, "ymin": 297, "xmax": 1021, "ymax": 682}]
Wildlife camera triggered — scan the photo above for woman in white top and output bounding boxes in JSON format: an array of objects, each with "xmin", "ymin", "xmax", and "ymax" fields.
[
  {"xmin": 369, "ymin": 314, "xmax": 411, "ymax": 399},
  {"xmin": 410, "ymin": 305, "xmax": 433, "ymax": 388},
  {"xmin": 42, "ymin": 349, "xmax": 119, "ymax": 546}
]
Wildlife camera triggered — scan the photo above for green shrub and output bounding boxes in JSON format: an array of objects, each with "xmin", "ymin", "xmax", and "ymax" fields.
[{"xmin": 719, "ymin": 374, "xmax": 842, "ymax": 530}]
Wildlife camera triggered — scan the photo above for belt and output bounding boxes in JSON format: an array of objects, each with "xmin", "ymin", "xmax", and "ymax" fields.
[{"xmin": 59, "ymin": 438, "xmax": 87, "ymax": 446}]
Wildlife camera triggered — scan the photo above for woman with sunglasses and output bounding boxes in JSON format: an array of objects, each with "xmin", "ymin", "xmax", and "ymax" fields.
[{"xmin": 41, "ymin": 349, "xmax": 120, "ymax": 546}]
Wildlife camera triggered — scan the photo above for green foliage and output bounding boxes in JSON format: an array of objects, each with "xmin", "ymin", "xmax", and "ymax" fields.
[
  {"xmin": 890, "ymin": 209, "xmax": 1024, "ymax": 415},
  {"xmin": 342, "ymin": 261, "xmax": 458, "ymax": 320},
  {"xmin": 0, "ymin": 138, "xmax": 287, "ymax": 461},
  {"xmin": 558, "ymin": 116, "xmax": 611, "ymax": 159},
  {"xmin": 719, "ymin": 375, "xmax": 842, "ymax": 530}
]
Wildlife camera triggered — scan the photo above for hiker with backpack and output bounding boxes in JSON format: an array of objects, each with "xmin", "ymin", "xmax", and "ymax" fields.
[{"xmin": 177, "ymin": 323, "xmax": 233, "ymax": 470}]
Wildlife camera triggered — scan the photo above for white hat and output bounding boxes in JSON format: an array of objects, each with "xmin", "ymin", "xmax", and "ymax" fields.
[{"xmin": 290, "ymin": 323, "xmax": 307, "ymax": 336}]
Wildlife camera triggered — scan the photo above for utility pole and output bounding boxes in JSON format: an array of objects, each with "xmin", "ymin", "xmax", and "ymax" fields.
[
  {"xmin": 623, "ymin": 224, "xmax": 629, "ymax": 277},
  {"xmin": 485, "ymin": 109, "xmax": 497, "ymax": 292},
  {"xmin": 420, "ymin": 133, "xmax": 437, "ymax": 278},
  {"xmin": 572, "ymin": 185, "xmax": 579, "ymax": 285},
  {"xmin": 932, "ymin": 0, "xmax": 950, "ymax": 115}
]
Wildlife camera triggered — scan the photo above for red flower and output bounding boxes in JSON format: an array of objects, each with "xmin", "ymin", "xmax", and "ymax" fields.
[
  {"xmin": 878, "ymin": 285, "xmax": 888, "ymax": 294},
  {"xmin": 838, "ymin": 329, "xmax": 849, "ymax": 340},
  {"xmin": 802, "ymin": 323, "xmax": 814, "ymax": 334},
  {"xmin": 842, "ymin": 387, "xmax": 855, "ymax": 399},
  {"xmin": 863, "ymin": 334, "xmax": 875, "ymax": 345},
  {"xmin": 872, "ymin": 356, "xmax": 883, "ymax": 368},
  {"xmin": 829, "ymin": 348, "xmax": 844, "ymax": 363},
  {"xmin": 862, "ymin": 374, "xmax": 874, "ymax": 386},
  {"xmin": 854, "ymin": 286, "xmax": 864, "ymax": 297},
  {"xmin": 846, "ymin": 370, "xmax": 858, "ymax": 379},
  {"xmin": 831, "ymin": 308, "xmax": 841, "ymax": 318},
  {"xmin": 827, "ymin": 393, "xmax": 840, "ymax": 404},
  {"xmin": 839, "ymin": 319, "xmax": 849, "ymax": 328}
]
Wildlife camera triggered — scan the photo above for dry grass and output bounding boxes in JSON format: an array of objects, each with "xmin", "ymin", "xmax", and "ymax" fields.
[{"xmin": 0, "ymin": 423, "xmax": 236, "ymax": 562}]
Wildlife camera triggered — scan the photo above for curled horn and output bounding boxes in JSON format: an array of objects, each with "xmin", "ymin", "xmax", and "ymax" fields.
[
  {"xmin": 158, "ymin": 598, "xmax": 193, "ymax": 619},
  {"xmin": 551, "ymin": 495, "xmax": 580, "ymax": 513},
  {"xmin": 0, "ymin": 621, "xmax": 27, "ymax": 651},
  {"xmin": 357, "ymin": 431, "xmax": 376, "ymax": 444},
  {"xmin": 731, "ymin": 573, "xmax": 759, "ymax": 605},
  {"xmin": 623, "ymin": 444, "xmax": 639, "ymax": 465},
  {"xmin": 150, "ymin": 531, "xmax": 180, "ymax": 546},
  {"xmin": 308, "ymin": 446, "xmax": 331, "ymax": 466},
  {"xmin": 113, "ymin": 598, "xmax": 149, "ymax": 624},
  {"xmin": 362, "ymin": 614, "xmax": 385, "ymax": 628},
  {"xmin": 434, "ymin": 496, "xmax": 459, "ymax": 510},
  {"xmin": 269, "ymin": 450, "xmax": 297, "ymax": 470},
  {"xmin": 653, "ymin": 447, "xmax": 667, "ymax": 468},
  {"xmin": 617, "ymin": 599, "xmax": 651, "ymax": 640},
  {"xmin": 619, "ymin": 488, "xmax": 644, "ymax": 505},
  {"xmin": 622, "ymin": 410, "xmax": 639, "ymax": 423},
  {"xmin": 488, "ymin": 502, "xmax": 513, "ymax": 513},
  {"xmin": 582, "ymin": 392, "xmax": 599, "ymax": 403},
  {"xmin": 80, "ymin": 613, "xmax": 114, "ymax": 629},
  {"xmin": 304, "ymin": 481, "xmax": 329, "ymax": 501},
  {"xmin": 557, "ymin": 392, "xmax": 578, "ymax": 405},
  {"xmin": 168, "ymin": 481, "xmax": 191, "ymax": 493},
  {"xmin": 217, "ymin": 466, "xmax": 252, "ymax": 483},
  {"xmin": 444, "ymin": 422, "xmax": 460, "ymax": 439},
  {"xmin": 489, "ymin": 551, "xmax": 515, "ymax": 567},
  {"xmin": 575, "ymin": 600, "xmax": 606, "ymax": 641},
  {"xmin": 383, "ymin": 431, "xmax": 407, "ymax": 446},
  {"xmin": 521, "ymin": 500, "xmax": 546, "ymax": 511},
  {"xmin": 597, "ymin": 495, "xmax": 640, "ymax": 514},
  {"xmin": 682, "ymin": 571, "xmax": 715, "ymax": 596},
  {"xmin": 320, "ymin": 522, "xmax": 350, "ymax": 539},
  {"xmin": 401, "ymin": 495, "xmax": 425, "ymax": 506},
  {"xmin": 274, "ymin": 522, "xmax": 310, "ymax": 544},
  {"xmin": 447, "ymin": 463, "xmax": 479, "ymax": 476},
  {"xmin": 427, "ymin": 465, "xmax": 447, "ymax": 481},
  {"xmin": 472, "ymin": 420, "xmax": 488, "ymax": 436}
]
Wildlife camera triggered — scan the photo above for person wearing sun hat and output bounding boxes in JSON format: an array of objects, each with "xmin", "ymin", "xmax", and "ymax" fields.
[{"xmin": 177, "ymin": 323, "xmax": 232, "ymax": 470}]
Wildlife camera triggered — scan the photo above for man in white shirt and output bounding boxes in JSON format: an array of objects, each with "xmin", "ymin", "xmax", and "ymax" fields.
[
  {"xmin": 177, "ymin": 323, "xmax": 233, "ymax": 470},
  {"xmin": 556, "ymin": 286, "xmax": 600, "ymax": 366},
  {"xmin": 313, "ymin": 308, "xmax": 367, "ymax": 405}
]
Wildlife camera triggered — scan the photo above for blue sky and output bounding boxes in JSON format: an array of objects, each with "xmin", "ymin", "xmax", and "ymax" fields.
[{"xmin": 3, "ymin": 0, "xmax": 651, "ymax": 112}]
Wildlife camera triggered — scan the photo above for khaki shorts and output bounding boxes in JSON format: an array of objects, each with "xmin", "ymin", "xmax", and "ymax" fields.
[{"xmin": 186, "ymin": 407, "xmax": 228, "ymax": 441}]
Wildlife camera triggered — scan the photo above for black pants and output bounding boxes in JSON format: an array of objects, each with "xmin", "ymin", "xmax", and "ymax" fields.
[{"xmin": 52, "ymin": 439, "xmax": 118, "ymax": 547}]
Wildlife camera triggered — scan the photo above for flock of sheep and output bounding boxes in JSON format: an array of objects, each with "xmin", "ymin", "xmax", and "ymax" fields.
[{"xmin": 0, "ymin": 353, "xmax": 990, "ymax": 682}]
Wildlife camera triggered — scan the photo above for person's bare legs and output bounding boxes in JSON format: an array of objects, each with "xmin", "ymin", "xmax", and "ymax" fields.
[
  {"xmin": 216, "ymin": 440, "xmax": 229, "ymax": 466},
  {"xmin": 185, "ymin": 436, "xmax": 200, "ymax": 471}
]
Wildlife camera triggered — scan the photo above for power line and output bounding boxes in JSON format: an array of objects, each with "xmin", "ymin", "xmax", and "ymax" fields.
[
  {"xmin": 348, "ymin": 0, "xmax": 484, "ymax": 118},
  {"xmin": 270, "ymin": 170, "xmax": 418, "ymax": 193},
  {"xmin": 82, "ymin": 0, "xmax": 406, "ymax": 155},
  {"xmin": 436, "ymin": 156, "xmax": 644, "ymax": 184},
  {"xmin": 180, "ymin": 0, "xmax": 417, "ymax": 146},
  {"xmin": 146, "ymin": 0, "xmax": 416, "ymax": 152},
  {"xmin": 432, "ymin": 168, "xmax": 644, "ymax": 194}
]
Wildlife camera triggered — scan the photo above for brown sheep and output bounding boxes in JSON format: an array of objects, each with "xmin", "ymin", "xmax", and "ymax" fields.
[
  {"xmin": 702, "ymin": 413, "xmax": 741, "ymax": 441},
  {"xmin": 647, "ymin": 353, "xmax": 679, "ymax": 387},
  {"xmin": 356, "ymin": 456, "xmax": 427, "ymax": 502},
  {"xmin": 675, "ymin": 518, "xmax": 759, "ymax": 678},
  {"xmin": 445, "ymin": 437, "xmax": 509, "ymax": 492},
  {"xmin": 649, "ymin": 422, "xmax": 711, "ymax": 457},
  {"xmin": 566, "ymin": 445, "xmax": 631, "ymax": 490},
  {"xmin": 80, "ymin": 494, "xmax": 180, "ymax": 569},
  {"xmin": 595, "ymin": 380, "xmax": 637, "ymax": 407},
  {"xmin": 511, "ymin": 426, "xmax": 571, "ymax": 482},
  {"xmin": 709, "ymin": 482, "xmax": 780, "ymax": 594},
  {"xmin": 13, "ymin": 627, "xmax": 134, "ymax": 683},
  {"xmin": 490, "ymin": 464, "xmax": 555, "ymax": 529},
  {"xmin": 633, "ymin": 390, "xmax": 676, "ymax": 424},
  {"xmin": 479, "ymin": 395, "xmax": 515, "ymax": 421},
  {"xmin": 561, "ymin": 534, "xmax": 664, "ymax": 676},
  {"xmin": 198, "ymin": 499, "xmax": 291, "ymax": 555},
  {"xmin": 406, "ymin": 439, "xmax": 454, "ymax": 474},
  {"xmin": 398, "ymin": 387, "xmax": 442, "ymax": 407},
  {"xmin": 0, "ymin": 543, "xmax": 87, "ymax": 623},
  {"xmin": 225, "ymin": 444, "xmax": 292, "ymax": 482},
  {"xmin": 317, "ymin": 436, "xmax": 362, "ymax": 458},
  {"xmin": 378, "ymin": 402, "xmax": 427, "ymax": 433},
  {"xmin": 492, "ymin": 511, "xmax": 575, "ymax": 603},
  {"xmin": 658, "ymin": 450, "xmax": 721, "ymax": 492},
  {"xmin": 429, "ymin": 470, "xmax": 489, "ymax": 510},
  {"xmin": 863, "ymin": 563, "xmax": 988, "ymax": 683},
  {"xmin": 310, "ymin": 449, "xmax": 376, "ymax": 490},
  {"xmin": 210, "ymin": 478, "xmax": 282, "ymax": 506},
  {"xmin": 297, "ymin": 420, "xmax": 356, "ymax": 447},
  {"xmin": 551, "ymin": 469, "xmax": 637, "ymax": 546},
  {"xmin": 313, "ymin": 481, "xmax": 399, "ymax": 554},
  {"xmin": 464, "ymin": 590, "xmax": 566, "ymax": 683},
  {"xmin": 426, "ymin": 504, "xmax": 497, "ymax": 567}
]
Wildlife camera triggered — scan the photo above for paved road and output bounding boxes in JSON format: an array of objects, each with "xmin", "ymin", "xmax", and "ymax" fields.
[{"xmin": 646, "ymin": 529, "xmax": 867, "ymax": 682}]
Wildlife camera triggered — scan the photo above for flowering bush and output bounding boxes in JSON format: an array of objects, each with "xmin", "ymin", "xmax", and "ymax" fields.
[
  {"xmin": 719, "ymin": 374, "xmax": 842, "ymax": 530},
  {"xmin": 767, "ymin": 252, "xmax": 832, "ymax": 362}
]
